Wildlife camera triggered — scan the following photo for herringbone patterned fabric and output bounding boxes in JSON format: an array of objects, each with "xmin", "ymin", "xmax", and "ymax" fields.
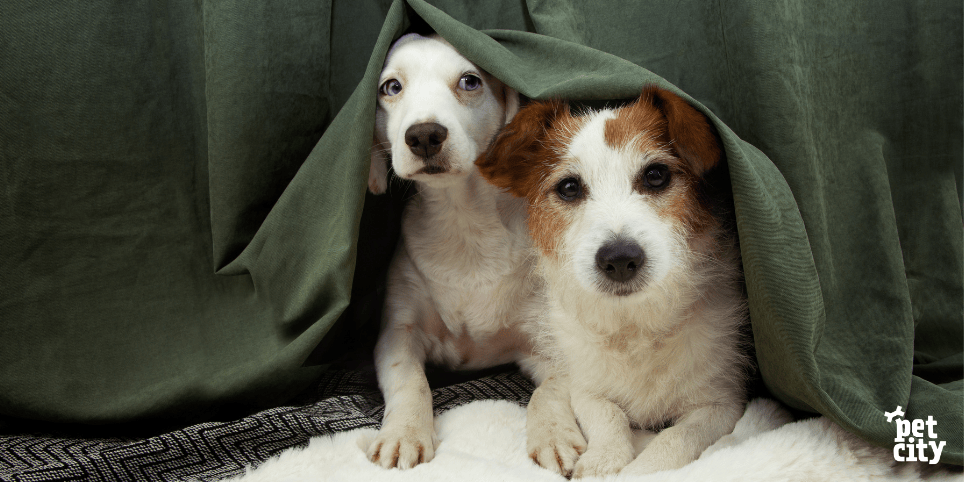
[{"xmin": 0, "ymin": 370, "xmax": 534, "ymax": 481}]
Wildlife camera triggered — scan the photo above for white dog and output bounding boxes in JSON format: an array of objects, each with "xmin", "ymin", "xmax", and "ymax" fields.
[
  {"xmin": 478, "ymin": 86, "xmax": 749, "ymax": 477},
  {"xmin": 366, "ymin": 33, "xmax": 585, "ymax": 474}
]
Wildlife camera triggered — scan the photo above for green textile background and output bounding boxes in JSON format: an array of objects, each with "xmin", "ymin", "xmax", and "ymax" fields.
[{"xmin": 1, "ymin": 0, "xmax": 961, "ymax": 464}]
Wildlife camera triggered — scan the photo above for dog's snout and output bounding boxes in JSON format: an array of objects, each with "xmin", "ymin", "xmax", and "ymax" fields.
[
  {"xmin": 595, "ymin": 240, "xmax": 645, "ymax": 283},
  {"xmin": 405, "ymin": 122, "xmax": 448, "ymax": 158}
]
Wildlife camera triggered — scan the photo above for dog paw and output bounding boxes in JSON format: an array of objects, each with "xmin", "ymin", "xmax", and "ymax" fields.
[
  {"xmin": 367, "ymin": 426, "xmax": 435, "ymax": 469},
  {"xmin": 571, "ymin": 448, "xmax": 633, "ymax": 479},
  {"xmin": 527, "ymin": 424, "xmax": 587, "ymax": 476}
]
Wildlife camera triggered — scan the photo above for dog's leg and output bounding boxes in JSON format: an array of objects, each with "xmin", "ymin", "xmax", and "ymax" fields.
[
  {"xmin": 621, "ymin": 402, "xmax": 744, "ymax": 475},
  {"xmin": 367, "ymin": 254, "xmax": 437, "ymax": 469},
  {"xmin": 367, "ymin": 319, "xmax": 436, "ymax": 469},
  {"xmin": 570, "ymin": 389, "xmax": 635, "ymax": 478},
  {"xmin": 525, "ymin": 371, "xmax": 587, "ymax": 476}
]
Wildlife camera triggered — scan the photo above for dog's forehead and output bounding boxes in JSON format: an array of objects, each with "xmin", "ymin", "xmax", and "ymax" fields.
[
  {"xmin": 603, "ymin": 100, "xmax": 665, "ymax": 151},
  {"xmin": 563, "ymin": 111, "xmax": 654, "ymax": 179},
  {"xmin": 558, "ymin": 104, "xmax": 673, "ymax": 185},
  {"xmin": 381, "ymin": 38, "xmax": 476, "ymax": 80}
]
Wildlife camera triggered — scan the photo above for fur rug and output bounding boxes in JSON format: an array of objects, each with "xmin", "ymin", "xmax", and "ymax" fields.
[{"xmin": 228, "ymin": 398, "xmax": 957, "ymax": 482}]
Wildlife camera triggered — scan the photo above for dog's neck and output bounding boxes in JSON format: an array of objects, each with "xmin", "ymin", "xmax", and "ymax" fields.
[
  {"xmin": 420, "ymin": 170, "xmax": 513, "ymax": 223},
  {"xmin": 409, "ymin": 169, "xmax": 524, "ymax": 254},
  {"xmin": 421, "ymin": 169, "xmax": 489, "ymax": 210}
]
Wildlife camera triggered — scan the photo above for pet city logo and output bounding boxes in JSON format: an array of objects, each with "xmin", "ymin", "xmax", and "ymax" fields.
[{"xmin": 884, "ymin": 406, "xmax": 946, "ymax": 464}]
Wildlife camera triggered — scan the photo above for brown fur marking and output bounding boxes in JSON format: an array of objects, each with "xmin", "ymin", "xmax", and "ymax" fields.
[
  {"xmin": 527, "ymin": 197, "xmax": 570, "ymax": 259},
  {"xmin": 612, "ymin": 86, "xmax": 724, "ymax": 236},
  {"xmin": 476, "ymin": 100, "xmax": 570, "ymax": 199},
  {"xmin": 478, "ymin": 103, "xmax": 592, "ymax": 258},
  {"xmin": 603, "ymin": 99, "xmax": 664, "ymax": 151},
  {"xmin": 650, "ymin": 174, "xmax": 717, "ymax": 235},
  {"xmin": 390, "ymin": 445, "xmax": 400, "ymax": 468},
  {"xmin": 639, "ymin": 85, "xmax": 722, "ymax": 175}
]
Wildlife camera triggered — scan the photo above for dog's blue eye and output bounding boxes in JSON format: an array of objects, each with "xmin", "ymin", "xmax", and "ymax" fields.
[
  {"xmin": 458, "ymin": 74, "xmax": 482, "ymax": 91},
  {"xmin": 556, "ymin": 177, "xmax": 582, "ymax": 201},
  {"xmin": 380, "ymin": 79, "xmax": 402, "ymax": 96}
]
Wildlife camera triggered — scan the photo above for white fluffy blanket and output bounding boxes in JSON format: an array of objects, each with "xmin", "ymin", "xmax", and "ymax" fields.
[{"xmin": 229, "ymin": 399, "xmax": 955, "ymax": 482}]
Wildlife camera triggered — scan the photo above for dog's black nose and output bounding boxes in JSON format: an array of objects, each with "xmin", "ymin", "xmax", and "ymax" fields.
[
  {"xmin": 595, "ymin": 240, "xmax": 645, "ymax": 283},
  {"xmin": 405, "ymin": 122, "xmax": 448, "ymax": 158}
]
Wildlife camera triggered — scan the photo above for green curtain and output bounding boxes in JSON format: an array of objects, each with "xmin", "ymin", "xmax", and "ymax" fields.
[{"xmin": 1, "ymin": 0, "xmax": 960, "ymax": 465}]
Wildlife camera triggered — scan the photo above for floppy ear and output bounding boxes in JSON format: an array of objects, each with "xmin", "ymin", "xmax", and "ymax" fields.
[
  {"xmin": 477, "ymin": 99, "xmax": 567, "ymax": 199},
  {"xmin": 641, "ymin": 85, "xmax": 722, "ymax": 175},
  {"xmin": 503, "ymin": 85, "xmax": 520, "ymax": 125},
  {"xmin": 368, "ymin": 130, "xmax": 389, "ymax": 194}
]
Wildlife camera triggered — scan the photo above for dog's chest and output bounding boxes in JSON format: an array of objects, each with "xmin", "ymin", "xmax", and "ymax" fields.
[
  {"xmin": 562, "ymin": 315, "xmax": 716, "ymax": 424},
  {"xmin": 420, "ymin": 243, "xmax": 530, "ymax": 333},
  {"xmin": 404, "ymin": 193, "xmax": 535, "ymax": 367},
  {"xmin": 420, "ymin": 267, "xmax": 534, "ymax": 368}
]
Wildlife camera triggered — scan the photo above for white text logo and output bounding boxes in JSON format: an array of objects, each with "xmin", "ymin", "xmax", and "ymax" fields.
[{"xmin": 885, "ymin": 406, "xmax": 946, "ymax": 464}]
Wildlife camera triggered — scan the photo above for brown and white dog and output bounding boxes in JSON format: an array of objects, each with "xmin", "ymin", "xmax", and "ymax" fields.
[
  {"xmin": 366, "ymin": 33, "xmax": 585, "ymax": 474},
  {"xmin": 478, "ymin": 86, "xmax": 749, "ymax": 477}
]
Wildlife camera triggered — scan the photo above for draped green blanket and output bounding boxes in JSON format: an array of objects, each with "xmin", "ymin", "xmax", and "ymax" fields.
[{"xmin": 1, "ymin": 0, "xmax": 960, "ymax": 465}]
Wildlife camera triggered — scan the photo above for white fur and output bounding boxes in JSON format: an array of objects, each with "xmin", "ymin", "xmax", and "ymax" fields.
[
  {"xmin": 229, "ymin": 398, "xmax": 956, "ymax": 482},
  {"xmin": 535, "ymin": 110, "xmax": 749, "ymax": 477},
  {"xmin": 366, "ymin": 35, "xmax": 584, "ymax": 473}
]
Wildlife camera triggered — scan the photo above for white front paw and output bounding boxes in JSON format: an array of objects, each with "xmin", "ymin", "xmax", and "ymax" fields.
[
  {"xmin": 572, "ymin": 447, "xmax": 633, "ymax": 479},
  {"xmin": 527, "ymin": 423, "xmax": 587, "ymax": 476},
  {"xmin": 367, "ymin": 424, "xmax": 435, "ymax": 469}
]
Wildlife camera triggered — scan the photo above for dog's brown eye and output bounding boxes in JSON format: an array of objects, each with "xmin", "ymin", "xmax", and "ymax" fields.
[
  {"xmin": 458, "ymin": 74, "xmax": 482, "ymax": 91},
  {"xmin": 642, "ymin": 164, "xmax": 671, "ymax": 189},
  {"xmin": 556, "ymin": 177, "xmax": 582, "ymax": 201},
  {"xmin": 380, "ymin": 79, "xmax": 402, "ymax": 96}
]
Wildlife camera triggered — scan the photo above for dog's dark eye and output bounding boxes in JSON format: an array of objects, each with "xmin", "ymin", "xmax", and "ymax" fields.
[
  {"xmin": 458, "ymin": 74, "xmax": 482, "ymax": 91},
  {"xmin": 379, "ymin": 79, "xmax": 402, "ymax": 96},
  {"xmin": 556, "ymin": 177, "xmax": 582, "ymax": 201},
  {"xmin": 642, "ymin": 164, "xmax": 671, "ymax": 189}
]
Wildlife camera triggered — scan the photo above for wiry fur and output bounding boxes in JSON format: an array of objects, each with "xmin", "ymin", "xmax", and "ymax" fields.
[
  {"xmin": 366, "ymin": 34, "xmax": 585, "ymax": 474},
  {"xmin": 478, "ymin": 86, "xmax": 750, "ymax": 477}
]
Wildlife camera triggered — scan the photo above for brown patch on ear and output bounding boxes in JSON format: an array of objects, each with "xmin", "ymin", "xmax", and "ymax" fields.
[
  {"xmin": 642, "ymin": 87, "xmax": 726, "ymax": 237},
  {"xmin": 614, "ymin": 86, "xmax": 725, "ymax": 238},
  {"xmin": 639, "ymin": 85, "xmax": 722, "ymax": 175},
  {"xmin": 475, "ymin": 99, "xmax": 569, "ymax": 198},
  {"xmin": 477, "ymin": 99, "xmax": 579, "ymax": 259}
]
